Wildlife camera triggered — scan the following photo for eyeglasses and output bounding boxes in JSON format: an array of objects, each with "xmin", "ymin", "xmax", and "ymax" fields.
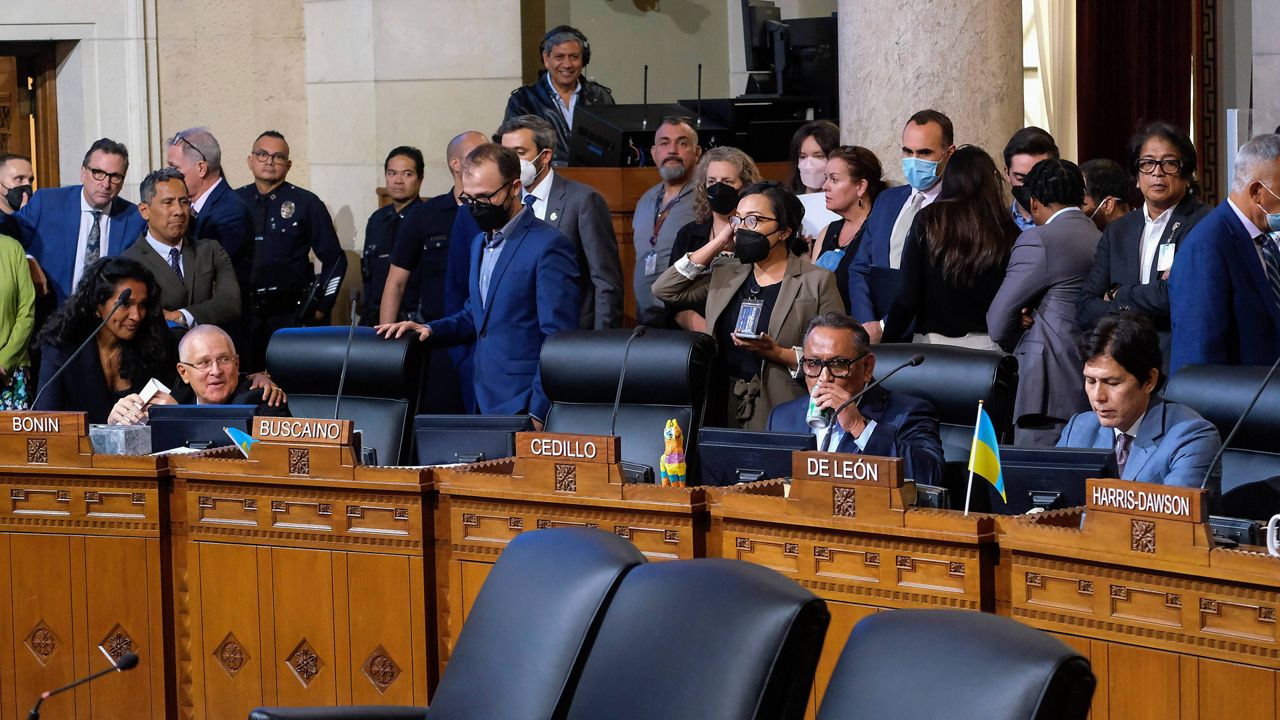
[
  {"xmin": 459, "ymin": 184, "xmax": 512, "ymax": 206},
  {"xmin": 174, "ymin": 134, "xmax": 207, "ymax": 163},
  {"xmin": 800, "ymin": 352, "xmax": 869, "ymax": 378},
  {"xmin": 179, "ymin": 355, "xmax": 237, "ymax": 372},
  {"xmin": 728, "ymin": 214, "xmax": 777, "ymax": 231},
  {"xmin": 251, "ymin": 150, "xmax": 290, "ymax": 164},
  {"xmin": 1136, "ymin": 158, "xmax": 1182, "ymax": 175},
  {"xmin": 84, "ymin": 166, "xmax": 126, "ymax": 186}
]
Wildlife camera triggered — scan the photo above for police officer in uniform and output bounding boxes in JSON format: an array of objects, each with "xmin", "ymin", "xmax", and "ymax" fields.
[
  {"xmin": 362, "ymin": 146, "xmax": 424, "ymax": 325},
  {"xmin": 236, "ymin": 130, "xmax": 347, "ymax": 369}
]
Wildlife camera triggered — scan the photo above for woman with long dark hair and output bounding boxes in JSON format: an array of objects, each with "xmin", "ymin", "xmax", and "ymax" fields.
[
  {"xmin": 787, "ymin": 120, "xmax": 842, "ymax": 243},
  {"xmin": 33, "ymin": 256, "xmax": 175, "ymax": 423},
  {"xmin": 653, "ymin": 181, "xmax": 843, "ymax": 428},
  {"xmin": 882, "ymin": 145, "xmax": 1018, "ymax": 349}
]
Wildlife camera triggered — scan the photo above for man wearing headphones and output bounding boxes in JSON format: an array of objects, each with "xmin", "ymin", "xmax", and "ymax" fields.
[{"xmin": 505, "ymin": 25, "xmax": 615, "ymax": 166}]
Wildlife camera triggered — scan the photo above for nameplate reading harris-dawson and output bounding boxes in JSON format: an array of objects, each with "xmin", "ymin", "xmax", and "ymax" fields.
[
  {"xmin": 1085, "ymin": 478, "xmax": 1206, "ymax": 523},
  {"xmin": 252, "ymin": 417, "xmax": 353, "ymax": 445},
  {"xmin": 0, "ymin": 411, "xmax": 86, "ymax": 436},
  {"xmin": 516, "ymin": 432, "xmax": 619, "ymax": 465}
]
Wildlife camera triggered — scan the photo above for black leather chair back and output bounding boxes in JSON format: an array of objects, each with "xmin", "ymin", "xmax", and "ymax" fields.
[
  {"xmin": 1165, "ymin": 364, "xmax": 1280, "ymax": 518},
  {"xmin": 266, "ymin": 327, "xmax": 423, "ymax": 465},
  {"xmin": 429, "ymin": 527, "xmax": 645, "ymax": 719},
  {"xmin": 565, "ymin": 558, "xmax": 830, "ymax": 720},
  {"xmin": 817, "ymin": 610, "xmax": 1094, "ymax": 720},
  {"xmin": 541, "ymin": 329, "xmax": 717, "ymax": 481},
  {"xmin": 248, "ymin": 528, "xmax": 645, "ymax": 720}
]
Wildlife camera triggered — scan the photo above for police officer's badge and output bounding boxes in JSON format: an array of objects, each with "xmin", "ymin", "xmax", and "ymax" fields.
[{"xmin": 281, "ymin": 201, "xmax": 296, "ymax": 219}]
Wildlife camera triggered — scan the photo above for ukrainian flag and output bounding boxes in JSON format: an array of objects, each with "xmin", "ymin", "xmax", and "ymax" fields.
[
  {"xmin": 224, "ymin": 426, "xmax": 259, "ymax": 459},
  {"xmin": 968, "ymin": 403, "xmax": 1006, "ymax": 503}
]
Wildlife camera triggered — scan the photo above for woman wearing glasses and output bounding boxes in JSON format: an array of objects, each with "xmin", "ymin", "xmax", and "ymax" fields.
[
  {"xmin": 653, "ymin": 181, "xmax": 843, "ymax": 429},
  {"xmin": 33, "ymin": 257, "xmax": 176, "ymax": 423}
]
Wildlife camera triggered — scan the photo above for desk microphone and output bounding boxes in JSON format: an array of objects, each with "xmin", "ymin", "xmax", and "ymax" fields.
[
  {"xmin": 31, "ymin": 287, "xmax": 132, "ymax": 410},
  {"xmin": 333, "ymin": 297, "xmax": 359, "ymax": 420},
  {"xmin": 641, "ymin": 65, "xmax": 650, "ymax": 131},
  {"xmin": 28, "ymin": 652, "xmax": 138, "ymax": 719},
  {"xmin": 1199, "ymin": 354, "xmax": 1280, "ymax": 489},
  {"xmin": 610, "ymin": 326, "xmax": 648, "ymax": 438},
  {"xmin": 819, "ymin": 354, "xmax": 925, "ymax": 453},
  {"xmin": 695, "ymin": 63, "xmax": 703, "ymax": 127}
]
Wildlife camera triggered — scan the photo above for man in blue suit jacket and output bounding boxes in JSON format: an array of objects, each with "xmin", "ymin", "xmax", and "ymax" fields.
[
  {"xmin": 767, "ymin": 312, "xmax": 944, "ymax": 487},
  {"xmin": 848, "ymin": 109, "xmax": 955, "ymax": 337},
  {"xmin": 2, "ymin": 138, "xmax": 144, "ymax": 306},
  {"xmin": 1057, "ymin": 314, "xmax": 1220, "ymax": 491},
  {"xmin": 1169, "ymin": 134, "xmax": 1280, "ymax": 374},
  {"xmin": 165, "ymin": 127, "xmax": 255, "ymax": 292},
  {"xmin": 378, "ymin": 144, "xmax": 578, "ymax": 422}
]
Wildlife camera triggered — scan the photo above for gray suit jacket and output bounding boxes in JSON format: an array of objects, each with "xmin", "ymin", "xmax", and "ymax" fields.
[
  {"xmin": 543, "ymin": 173, "xmax": 623, "ymax": 329},
  {"xmin": 988, "ymin": 209, "xmax": 1099, "ymax": 422},
  {"xmin": 1057, "ymin": 396, "xmax": 1221, "ymax": 491},
  {"xmin": 123, "ymin": 235, "xmax": 241, "ymax": 328}
]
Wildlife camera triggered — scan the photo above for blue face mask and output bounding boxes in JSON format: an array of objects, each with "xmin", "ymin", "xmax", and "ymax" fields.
[
  {"xmin": 1259, "ymin": 183, "xmax": 1280, "ymax": 233},
  {"xmin": 902, "ymin": 157, "xmax": 940, "ymax": 191}
]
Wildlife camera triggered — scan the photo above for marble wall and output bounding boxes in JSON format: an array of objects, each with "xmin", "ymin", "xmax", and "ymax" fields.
[
  {"xmin": 836, "ymin": 0, "xmax": 1023, "ymax": 183},
  {"xmin": 1249, "ymin": 0, "xmax": 1280, "ymax": 138}
]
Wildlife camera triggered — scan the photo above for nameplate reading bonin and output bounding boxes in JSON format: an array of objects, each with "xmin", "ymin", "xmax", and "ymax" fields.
[
  {"xmin": 253, "ymin": 417, "xmax": 353, "ymax": 445},
  {"xmin": 0, "ymin": 411, "xmax": 86, "ymax": 436}
]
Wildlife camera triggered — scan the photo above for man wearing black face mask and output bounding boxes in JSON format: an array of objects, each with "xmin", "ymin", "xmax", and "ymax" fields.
[
  {"xmin": 0, "ymin": 154, "xmax": 34, "ymax": 216},
  {"xmin": 376, "ymin": 144, "xmax": 578, "ymax": 426},
  {"xmin": 497, "ymin": 114, "xmax": 622, "ymax": 329},
  {"xmin": 1003, "ymin": 127, "xmax": 1059, "ymax": 233}
]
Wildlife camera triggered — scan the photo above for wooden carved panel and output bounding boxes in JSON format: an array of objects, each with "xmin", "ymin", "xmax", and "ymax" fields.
[
  {"xmin": 735, "ymin": 536, "xmax": 799, "ymax": 574},
  {"xmin": 286, "ymin": 639, "xmax": 323, "ymax": 687},
  {"xmin": 1024, "ymin": 571, "xmax": 1096, "ymax": 614},
  {"xmin": 812, "ymin": 545, "xmax": 879, "ymax": 584},
  {"xmin": 27, "ymin": 437, "xmax": 48, "ymax": 463},
  {"xmin": 288, "ymin": 447, "xmax": 311, "ymax": 475},
  {"xmin": 213, "ymin": 632, "xmax": 249, "ymax": 677},
  {"xmin": 24, "ymin": 620, "xmax": 58, "ymax": 665},
  {"xmin": 98, "ymin": 623, "xmax": 134, "ymax": 662},
  {"xmin": 1131, "ymin": 519, "xmax": 1156, "ymax": 553},
  {"xmin": 832, "ymin": 486, "xmax": 856, "ymax": 518},
  {"xmin": 895, "ymin": 555, "xmax": 966, "ymax": 594},
  {"xmin": 554, "ymin": 463, "xmax": 577, "ymax": 492},
  {"xmin": 1109, "ymin": 584, "xmax": 1182, "ymax": 627},
  {"xmin": 361, "ymin": 645, "xmax": 401, "ymax": 694},
  {"xmin": 1199, "ymin": 598, "xmax": 1280, "ymax": 643}
]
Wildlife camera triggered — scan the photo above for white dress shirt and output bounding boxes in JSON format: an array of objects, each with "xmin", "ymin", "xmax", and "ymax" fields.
[
  {"xmin": 74, "ymin": 191, "xmax": 112, "ymax": 287},
  {"xmin": 524, "ymin": 168, "xmax": 555, "ymax": 221},
  {"xmin": 1138, "ymin": 203, "xmax": 1174, "ymax": 284},
  {"xmin": 145, "ymin": 233, "xmax": 195, "ymax": 327},
  {"xmin": 814, "ymin": 416, "xmax": 878, "ymax": 453},
  {"xmin": 1227, "ymin": 197, "xmax": 1274, "ymax": 265},
  {"xmin": 889, "ymin": 180, "xmax": 943, "ymax": 269},
  {"xmin": 190, "ymin": 177, "xmax": 223, "ymax": 217}
]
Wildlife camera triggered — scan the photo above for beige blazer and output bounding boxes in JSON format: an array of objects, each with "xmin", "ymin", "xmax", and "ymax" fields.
[{"xmin": 653, "ymin": 253, "xmax": 844, "ymax": 428}]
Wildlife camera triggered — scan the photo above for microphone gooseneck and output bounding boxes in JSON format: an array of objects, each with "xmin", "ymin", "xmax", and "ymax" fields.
[
  {"xmin": 1199, "ymin": 354, "xmax": 1280, "ymax": 489},
  {"xmin": 610, "ymin": 326, "xmax": 648, "ymax": 438},
  {"xmin": 333, "ymin": 297, "xmax": 360, "ymax": 420},
  {"xmin": 819, "ymin": 354, "xmax": 925, "ymax": 453},
  {"xmin": 28, "ymin": 652, "xmax": 138, "ymax": 719}
]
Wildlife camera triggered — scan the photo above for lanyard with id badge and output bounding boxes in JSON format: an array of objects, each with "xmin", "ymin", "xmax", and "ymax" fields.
[
  {"xmin": 1156, "ymin": 221, "xmax": 1181, "ymax": 279},
  {"xmin": 644, "ymin": 189, "xmax": 687, "ymax": 276},
  {"xmin": 734, "ymin": 280, "xmax": 766, "ymax": 340}
]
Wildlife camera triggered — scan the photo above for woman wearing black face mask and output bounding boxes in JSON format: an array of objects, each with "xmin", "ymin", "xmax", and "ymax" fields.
[
  {"xmin": 665, "ymin": 147, "xmax": 763, "ymax": 331},
  {"xmin": 653, "ymin": 181, "xmax": 843, "ymax": 429}
]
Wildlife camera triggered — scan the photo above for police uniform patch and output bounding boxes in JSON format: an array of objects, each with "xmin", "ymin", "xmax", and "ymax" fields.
[{"xmin": 281, "ymin": 201, "xmax": 296, "ymax": 219}]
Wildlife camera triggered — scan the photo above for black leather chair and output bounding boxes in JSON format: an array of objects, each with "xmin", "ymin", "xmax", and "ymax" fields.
[
  {"xmin": 248, "ymin": 527, "xmax": 646, "ymax": 720},
  {"xmin": 1165, "ymin": 364, "xmax": 1280, "ymax": 519},
  {"xmin": 871, "ymin": 343, "xmax": 1018, "ymax": 509},
  {"xmin": 564, "ymin": 558, "xmax": 830, "ymax": 720},
  {"xmin": 817, "ymin": 610, "xmax": 1094, "ymax": 720},
  {"xmin": 540, "ymin": 329, "xmax": 717, "ymax": 483},
  {"xmin": 266, "ymin": 327, "xmax": 423, "ymax": 465}
]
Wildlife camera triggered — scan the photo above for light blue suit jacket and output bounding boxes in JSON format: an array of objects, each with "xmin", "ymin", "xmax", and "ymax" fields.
[{"xmin": 1056, "ymin": 396, "xmax": 1221, "ymax": 491}]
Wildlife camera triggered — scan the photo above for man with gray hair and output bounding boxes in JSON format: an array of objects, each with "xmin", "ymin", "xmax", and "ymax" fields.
[
  {"xmin": 165, "ymin": 127, "xmax": 254, "ymax": 294},
  {"xmin": 633, "ymin": 116, "xmax": 700, "ymax": 327},
  {"xmin": 1169, "ymin": 133, "xmax": 1280, "ymax": 373},
  {"xmin": 496, "ymin": 114, "xmax": 622, "ymax": 328},
  {"xmin": 122, "ymin": 167, "xmax": 241, "ymax": 332}
]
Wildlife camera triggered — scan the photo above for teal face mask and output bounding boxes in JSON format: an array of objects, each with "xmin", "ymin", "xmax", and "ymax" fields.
[
  {"xmin": 1259, "ymin": 183, "xmax": 1280, "ymax": 233},
  {"xmin": 901, "ymin": 157, "xmax": 940, "ymax": 191}
]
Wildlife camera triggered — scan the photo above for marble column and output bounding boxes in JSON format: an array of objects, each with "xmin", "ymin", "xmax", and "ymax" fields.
[{"xmin": 837, "ymin": 0, "xmax": 1023, "ymax": 181}]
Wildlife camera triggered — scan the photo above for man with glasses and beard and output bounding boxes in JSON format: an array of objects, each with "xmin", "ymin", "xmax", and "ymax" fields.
[
  {"xmin": 767, "ymin": 312, "xmax": 943, "ymax": 486},
  {"xmin": 633, "ymin": 116, "xmax": 701, "ymax": 327},
  {"xmin": 1, "ymin": 139, "xmax": 146, "ymax": 308},
  {"xmin": 376, "ymin": 144, "xmax": 578, "ymax": 427}
]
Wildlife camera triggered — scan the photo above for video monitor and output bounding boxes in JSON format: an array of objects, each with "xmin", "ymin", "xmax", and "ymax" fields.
[
  {"xmin": 990, "ymin": 447, "xmax": 1118, "ymax": 515},
  {"xmin": 413, "ymin": 415, "xmax": 533, "ymax": 465},
  {"xmin": 697, "ymin": 427, "xmax": 815, "ymax": 487},
  {"xmin": 148, "ymin": 404, "xmax": 258, "ymax": 452}
]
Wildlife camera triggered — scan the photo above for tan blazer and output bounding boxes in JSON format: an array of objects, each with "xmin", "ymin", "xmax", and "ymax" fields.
[{"xmin": 653, "ymin": 253, "xmax": 844, "ymax": 428}]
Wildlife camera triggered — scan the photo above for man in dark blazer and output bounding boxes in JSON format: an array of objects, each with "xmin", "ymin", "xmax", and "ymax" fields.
[
  {"xmin": 1058, "ymin": 315, "xmax": 1220, "ymax": 491},
  {"xmin": 497, "ymin": 114, "xmax": 622, "ymax": 329},
  {"xmin": 1169, "ymin": 133, "xmax": 1280, "ymax": 374},
  {"xmin": 2, "ymin": 138, "xmax": 144, "ymax": 306},
  {"xmin": 1077, "ymin": 123, "xmax": 1210, "ymax": 363},
  {"xmin": 767, "ymin": 312, "xmax": 944, "ymax": 487},
  {"xmin": 122, "ymin": 168, "xmax": 241, "ymax": 331},
  {"xmin": 988, "ymin": 159, "xmax": 1098, "ymax": 446},
  {"xmin": 848, "ymin": 110, "xmax": 955, "ymax": 337},
  {"xmin": 377, "ymin": 144, "xmax": 579, "ymax": 423},
  {"xmin": 165, "ymin": 127, "xmax": 254, "ymax": 291}
]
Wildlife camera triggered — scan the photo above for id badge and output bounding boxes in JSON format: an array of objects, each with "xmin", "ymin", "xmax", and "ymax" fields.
[
  {"xmin": 644, "ymin": 250, "xmax": 658, "ymax": 276},
  {"xmin": 735, "ymin": 298, "xmax": 764, "ymax": 337},
  {"xmin": 1156, "ymin": 243, "xmax": 1176, "ymax": 273}
]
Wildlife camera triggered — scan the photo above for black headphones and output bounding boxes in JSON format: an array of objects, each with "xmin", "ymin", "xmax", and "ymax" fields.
[{"xmin": 540, "ymin": 25, "xmax": 591, "ymax": 66}]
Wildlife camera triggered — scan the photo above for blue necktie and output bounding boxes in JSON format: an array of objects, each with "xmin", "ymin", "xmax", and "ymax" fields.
[{"xmin": 168, "ymin": 247, "xmax": 184, "ymax": 282}]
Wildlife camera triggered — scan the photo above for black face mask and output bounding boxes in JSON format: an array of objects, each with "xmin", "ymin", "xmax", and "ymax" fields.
[
  {"xmin": 733, "ymin": 229, "xmax": 776, "ymax": 264},
  {"xmin": 468, "ymin": 188, "xmax": 513, "ymax": 232},
  {"xmin": 4, "ymin": 184, "xmax": 31, "ymax": 210},
  {"xmin": 706, "ymin": 182, "xmax": 739, "ymax": 216},
  {"xmin": 1011, "ymin": 185, "xmax": 1034, "ymax": 216}
]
